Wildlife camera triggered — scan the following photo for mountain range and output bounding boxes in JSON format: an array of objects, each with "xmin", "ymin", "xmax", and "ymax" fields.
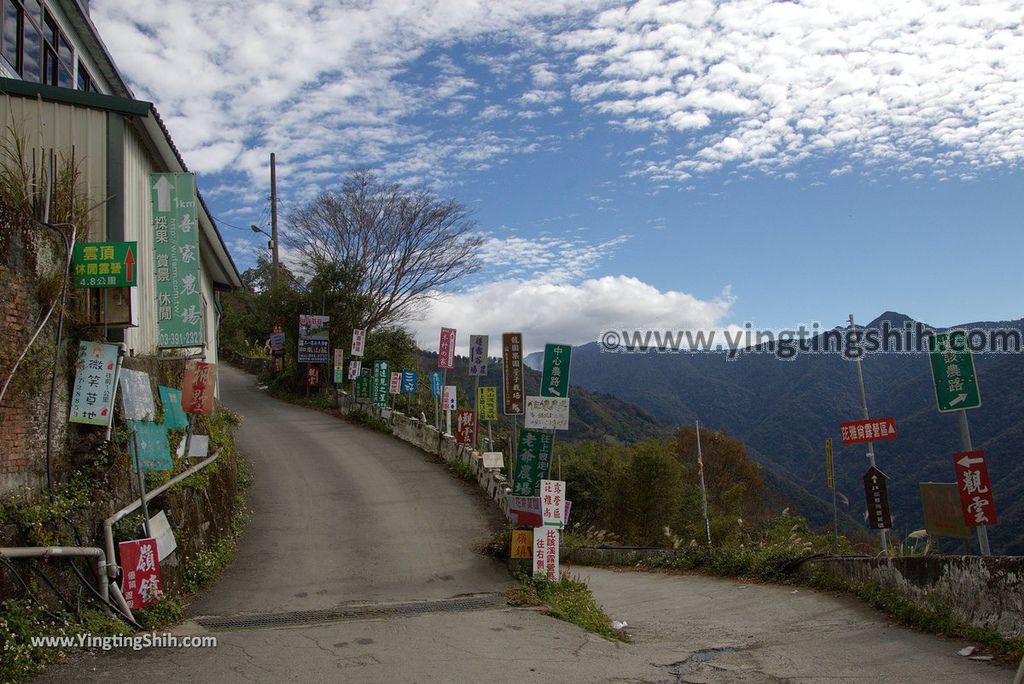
[{"xmin": 527, "ymin": 312, "xmax": 1024, "ymax": 554}]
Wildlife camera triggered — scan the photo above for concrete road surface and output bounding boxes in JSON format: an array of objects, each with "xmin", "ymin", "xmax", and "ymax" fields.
[{"xmin": 35, "ymin": 365, "xmax": 1013, "ymax": 683}]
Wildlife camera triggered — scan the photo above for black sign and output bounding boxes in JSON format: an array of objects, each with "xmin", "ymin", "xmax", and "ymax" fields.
[{"xmin": 863, "ymin": 466, "xmax": 892, "ymax": 530}]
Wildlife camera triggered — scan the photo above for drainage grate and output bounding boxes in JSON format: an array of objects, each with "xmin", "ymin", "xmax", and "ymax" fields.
[{"xmin": 195, "ymin": 593, "xmax": 506, "ymax": 631}]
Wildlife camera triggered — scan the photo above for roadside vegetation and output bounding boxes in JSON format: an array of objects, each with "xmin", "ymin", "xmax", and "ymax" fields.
[{"xmin": 506, "ymin": 573, "xmax": 626, "ymax": 642}]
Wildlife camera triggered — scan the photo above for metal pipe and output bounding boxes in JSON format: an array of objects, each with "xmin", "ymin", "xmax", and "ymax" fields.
[
  {"xmin": 103, "ymin": 450, "xmax": 221, "ymax": 578},
  {"xmin": 0, "ymin": 546, "xmax": 108, "ymax": 605}
]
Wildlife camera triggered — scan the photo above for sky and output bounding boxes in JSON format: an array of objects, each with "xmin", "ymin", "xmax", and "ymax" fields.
[{"xmin": 92, "ymin": 0, "xmax": 1024, "ymax": 353}]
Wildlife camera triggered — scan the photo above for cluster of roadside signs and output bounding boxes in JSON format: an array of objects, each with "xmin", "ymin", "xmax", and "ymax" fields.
[{"xmin": 831, "ymin": 330, "xmax": 995, "ymax": 551}]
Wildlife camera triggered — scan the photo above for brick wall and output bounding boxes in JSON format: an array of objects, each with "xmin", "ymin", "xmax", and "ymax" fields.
[{"xmin": 0, "ymin": 213, "xmax": 62, "ymax": 496}]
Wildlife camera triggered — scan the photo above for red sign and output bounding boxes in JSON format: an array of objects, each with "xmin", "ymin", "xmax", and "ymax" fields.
[
  {"xmin": 953, "ymin": 450, "xmax": 997, "ymax": 527},
  {"xmin": 181, "ymin": 360, "xmax": 216, "ymax": 416},
  {"xmin": 437, "ymin": 327, "xmax": 456, "ymax": 369},
  {"xmin": 118, "ymin": 538, "xmax": 162, "ymax": 610},
  {"xmin": 840, "ymin": 417, "xmax": 896, "ymax": 444},
  {"xmin": 455, "ymin": 409, "xmax": 477, "ymax": 445},
  {"xmin": 307, "ymin": 365, "xmax": 320, "ymax": 387}
]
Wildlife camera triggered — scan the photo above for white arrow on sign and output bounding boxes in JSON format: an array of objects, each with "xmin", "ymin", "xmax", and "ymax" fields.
[
  {"xmin": 948, "ymin": 392, "xmax": 968, "ymax": 407},
  {"xmin": 956, "ymin": 453, "xmax": 984, "ymax": 469},
  {"xmin": 153, "ymin": 176, "xmax": 174, "ymax": 212}
]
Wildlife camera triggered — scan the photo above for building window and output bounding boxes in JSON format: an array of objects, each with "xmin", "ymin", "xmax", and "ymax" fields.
[
  {"xmin": 1, "ymin": 1, "xmax": 74, "ymax": 87},
  {"xmin": 76, "ymin": 58, "xmax": 93, "ymax": 92}
]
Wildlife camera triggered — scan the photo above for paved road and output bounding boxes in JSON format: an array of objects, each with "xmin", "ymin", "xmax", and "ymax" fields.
[{"xmin": 35, "ymin": 365, "xmax": 1014, "ymax": 682}]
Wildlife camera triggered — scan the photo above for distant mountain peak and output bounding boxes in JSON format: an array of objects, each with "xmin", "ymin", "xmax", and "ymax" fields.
[{"xmin": 866, "ymin": 311, "xmax": 919, "ymax": 328}]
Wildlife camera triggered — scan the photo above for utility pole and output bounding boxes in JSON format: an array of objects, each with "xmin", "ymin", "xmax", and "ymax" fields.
[
  {"xmin": 270, "ymin": 152, "xmax": 280, "ymax": 288},
  {"xmin": 696, "ymin": 419, "xmax": 712, "ymax": 547},
  {"xmin": 850, "ymin": 314, "xmax": 888, "ymax": 554}
]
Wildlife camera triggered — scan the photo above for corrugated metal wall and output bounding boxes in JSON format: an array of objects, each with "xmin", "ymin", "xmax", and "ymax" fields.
[{"xmin": 0, "ymin": 95, "xmax": 108, "ymax": 239}]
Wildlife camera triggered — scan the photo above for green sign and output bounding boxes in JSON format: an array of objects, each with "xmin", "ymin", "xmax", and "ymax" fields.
[
  {"xmin": 477, "ymin": 386, "xmax": 498, "ymax": 422},
  {"xmin": 72, "ymin": 241, "xmax": 137, "ymax": 288},
  {"xmin": 127, "ymin": 420, "xmax": 173, "ymax": 472},
  {"xmin": 152, "ymin": 173, "xmax": 204, "ymax": 349},
  {"xmin": 373, "ymin": 360, "xmax": 390, "ymax": 407},
  {"xmin": 355, "ymin": 376, "xmax": 372, "ymax": 401},
  {"xmin": 540, "ymin": 343, "xmax": 572, "ymax": 398},
  {"xmin": 158, "ymin": 386, "xmax": 189, "ymax": 430},
  {"xmin": 927, "ymin": 331, "xmax": 981, "ymax": 412},
  {"xmin": 511, "ymin": 429, "xmax": 554, "ymax": 496}
]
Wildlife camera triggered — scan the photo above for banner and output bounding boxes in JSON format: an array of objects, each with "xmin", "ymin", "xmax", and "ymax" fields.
[
  {"xmin": 469, "ymin": 334, "xmax": 488, "ymax": 376},
  {"xmin": 437, "ymin": 327, "xmax": 457, "ymax": 369},
  {"xmin": 511, "ymin": 430, "xmax": 554, "ymax": 496},
  {"xmin": 455, "ymin": 410, "xmax": 477, "ymax": 445},
  {"xmin": 298, "ymin": 314, "xmax": 330, "ymax": 363},
  {"xmin": 152, "ymin": 173, "xmax": 203, "ymax": 348},
  {"xmin": 477, "ymin": 386, "xmax": 498, "ymax": 421},
  {"xmin": 501, "ymin": 332, "xmax": 524, "ymax": 415}
]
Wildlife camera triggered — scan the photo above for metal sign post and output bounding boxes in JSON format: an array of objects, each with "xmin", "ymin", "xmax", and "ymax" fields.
[
  {"xmin": 849, "ymin": 314, "xmax": 888, "ymax": 553},
  {"xmin": 955, "ymin": 418, "xmax": 991, "ymax": 556},
  {"xmin": 825, "ymin": 437, "xmax": 839, "ymax": 553},
  {"xmin": 131, "ymin": 432, "xmax": 152, "ymax": 538},
  {"xmin": 695, "ymin": 419, "xmax": 711, "ymax": 546}
]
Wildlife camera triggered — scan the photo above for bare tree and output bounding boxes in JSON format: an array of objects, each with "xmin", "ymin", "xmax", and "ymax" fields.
[{"xmin": 285, "ymin": 169, "xmax": 482, "ymax": 331}]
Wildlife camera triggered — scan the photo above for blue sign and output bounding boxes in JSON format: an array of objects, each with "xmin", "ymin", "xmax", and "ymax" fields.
[
  {"xmin": 127, "ymin": 420, "xmax": 173, "ymax": 472},
  {"xmin": 401, "ymin": 370, "xmax": 418, "ymax": 393},
  {"xmin": 158, "ymin": 386, "xmax": 189, "ymax": 430},
  {"xmin": 430, "ymin": 371, "xmax": 442, "ymax": 397}
]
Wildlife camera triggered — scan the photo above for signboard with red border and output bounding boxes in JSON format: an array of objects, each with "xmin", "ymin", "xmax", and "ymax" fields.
[
  {"xmin": 437, "ymin": 327, "xmax": 456, "ymax": 369},
  {"xmin": 455, "ymin": 409, "xmax": 477, "ymax": 445},
  {"xmin": 181, "ymin": 360, "xmax": 216, "ymax": 416}
]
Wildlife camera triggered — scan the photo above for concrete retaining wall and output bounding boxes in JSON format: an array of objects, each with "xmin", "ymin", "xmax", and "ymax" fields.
[
  {"xmin": 797, "ymin": 555, "xmax": 1024, "ymax": 638},
  {"xmin": 386, "ymin": 409, "xmax": 511, "ymax": 520}
]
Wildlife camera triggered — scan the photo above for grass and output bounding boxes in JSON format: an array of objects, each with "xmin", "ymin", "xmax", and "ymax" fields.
[{"xmin": 507, "ymin": 574, "xmax": 626, "ymax": 642}]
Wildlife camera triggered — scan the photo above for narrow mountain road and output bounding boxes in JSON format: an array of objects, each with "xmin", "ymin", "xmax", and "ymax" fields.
[{"xmin": 34, "ymin": 365, "xmax": 1014, "ymax": 682}]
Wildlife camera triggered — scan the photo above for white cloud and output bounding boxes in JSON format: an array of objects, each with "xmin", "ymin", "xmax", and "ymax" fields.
[{"xmin": 409, "ymin": 276, "xmax": 734, "ymax": 354}]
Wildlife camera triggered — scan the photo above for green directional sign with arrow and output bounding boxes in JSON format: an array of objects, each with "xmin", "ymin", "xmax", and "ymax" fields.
[
  {"xmin": 72, "ymin": 241, "xmax": 137, "ymax": 288},
  {"xmin": 927, "ymin": 331, "xmax": 981, "ymax": 413}
]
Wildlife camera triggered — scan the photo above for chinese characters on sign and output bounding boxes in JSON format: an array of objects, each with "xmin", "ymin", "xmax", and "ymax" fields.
[
  {"xmin": 540, "ymin": 343, "xmax": 572, "ymax": 397},
  {"xmin": 373, "ymin": 360, "xmax": 390, "ymax": 407},
  {"xmin": 512, "ymin": 430, "xmax": 554, "ymax": 496},
  {"xmin": 430, "ymin": 371, "xmax": 443, "ymax": 397},
  {"xmin": 348, "ymin": 360, "xmax": 362, "ymax": 380},
  {"xmin": 389, "ymin": 371, "xmax": 402, "ymax": 395},
  {"xmin": 118, "ymin": 538, "xmax": 163, "ymax": 610},
  {"xmin": 541, "ymin": 479, "xmax": 566, "ymax": 528},
  {"xmin": 477, "ymin": 386, "xmax": 498, "ymax": 422},
  {"xmin": 863, "ymin": 466, "xmax": 892, "ymax": 530},
  {"xmin": 158, "ymin": 386, "xmax": 189, "ymax": 430},
  {"xmin": 468, "ymin": 334, "xmax": 488, "ymax": 376},
  {"xmin": 442, "ymin": 386, "xmax": 457, "ymax": 411},
  {"xmin": 72, "ymin": 241, "xmax": 137, "ymax": 288},
  {"xmin": 298, "ymin": 314, "xmax": 330, "ymax": 364},
  {"xmin": 152, "ymin": 173, "xmax": 204, "ymax": 349},
  {"xmin": 824, "ymin": 438, "xmax": 834, "ymax": 490},
  {"xmin": 501, "ymin": 332, "xmax": 524, "ymax": 415},
  {"xmin": 839, "ymin": 417, "xmax": 897, "ymax": 445},
  {"xmin": 355, "ymin": 376, "xmax": 372, "ymax": 401},
  {"xmin": 928, "ymin": 331, "xmax": 982, "ymax": 412},
  {"xmin": 351, "ymin": 328, "xmax": 366, "ymax": 357},
  {"xmin": 69, "ymin": 342, "xmax": 118, "ymax": 426},
  {"xmin": 270, "ymin": 324, "xmax": 285, "ymax": 358},
  {"xmin": 532, "ymin": 526, "xmax": 560, "ymax": 581},
  {"xmin": 953, "ymin": 450, "xmax": 997, "ymax": 527},
  {"xmin": 437, "ymin": 327, "xmax": 457, "ymax": 369},
  {"xmin": 307, "ymin": 365, "xmax": 320, "ymax": 387},
  {"xmin": 401, "ymin": 371, "xmax": 418, "ymax": 393},
  {"xmin": 510, "ymin": 530, "xmax": 533, "ymax": 559},
  {"xmin": 181, "ymin": 361, "xmax": 216, "ymax": 416},
  {"xmin": 333, "ymin": 349, "xmax": 345, "ymax": 384},
  {"xmin": 455, "ymin": 410, "xmax": 477, "ymax": 445},
  {"xmin": 525, "ymin": 396, "xmax": 570, "ymax": 431}
]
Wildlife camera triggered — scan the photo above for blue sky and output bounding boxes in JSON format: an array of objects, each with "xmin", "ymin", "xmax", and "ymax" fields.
[{"xmin": 92, "ymin": 0, "xmax": 1024, "ymax": 352}]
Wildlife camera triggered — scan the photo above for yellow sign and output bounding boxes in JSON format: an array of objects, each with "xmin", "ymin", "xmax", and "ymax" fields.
[
  {"xmin": 477, "ymin": 386, "xmax": 498, "ymax": 422},
  {"xmin": 511, "ymin": 530, "xmax": 533, "ymax": 559},
  {"xmin": 824, "ymin": 438, "xmax": 834, "ymax": 490}
]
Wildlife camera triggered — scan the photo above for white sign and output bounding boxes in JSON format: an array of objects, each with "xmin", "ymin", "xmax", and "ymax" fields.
[
  {"xmin": 481, "ymin": 452, "xmax": 504, "ymax": 469},
  {"xmin": 532, "ymin": 526, "xmax": 560, "ymax": 581},
  {"xmin": 351, "ymin": 328, "xmax": 366, "ymax": 357},
  {"xmin": 541, "ymin": 479, "xmax": 566, "ymax": 528},
  {"xmin": 146, "ymin": 511, "xmax": 177, "ymax": 562},
  {"xmin": 524, "ymin": 396, "xmax": 569, "ymax": 431},
  {"xmin": 468, "ymin": 334, "xmax": 488, "ymax": 376},
  {"xmin": 176, "ymin": 434, "xmax": 209, "ymax": 459},
  {"xmin": 442, "ymin": 385, "xmax": 457, "ymax": 411},
  {"xmin": 119, "ymin": 368, "xmax": 155, "ymax": 421}
]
